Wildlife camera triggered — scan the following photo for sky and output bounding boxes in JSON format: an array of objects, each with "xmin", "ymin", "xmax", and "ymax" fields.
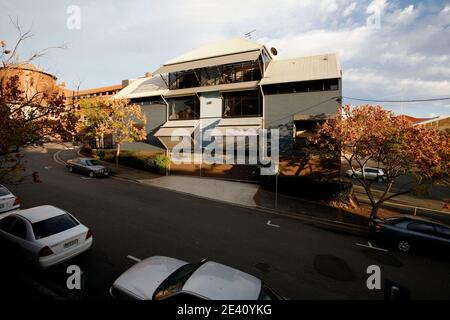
[{"xmin": 1, "ymin": 0, "xmax": 449, "ymax": 117}]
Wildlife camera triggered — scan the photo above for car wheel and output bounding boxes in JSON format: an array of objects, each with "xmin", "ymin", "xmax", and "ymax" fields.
[
  {"xmin": 89, "ymin": 171, "xmax": 94, "ymax": 178},
  {"xmin": 397, "ymin": 240, "xmax": 411, "ymax": 252},
  {"xmin": 377, "ymin": 177, "xmax": 383, "ymax": 183},
  {"xmin": 68, "ymin": 167, "xmax": 73, "ymax": 173}
]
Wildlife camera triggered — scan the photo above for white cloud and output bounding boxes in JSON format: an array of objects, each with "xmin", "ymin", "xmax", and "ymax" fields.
[{"xmin": 343, "ymin": 2, "xmax": 357, "ymax": 17}]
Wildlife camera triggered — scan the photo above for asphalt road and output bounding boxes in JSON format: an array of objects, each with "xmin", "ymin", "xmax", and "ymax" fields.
[{"xmin": 2, "ymin": 144, "xmax": 450, "ymax": 300}]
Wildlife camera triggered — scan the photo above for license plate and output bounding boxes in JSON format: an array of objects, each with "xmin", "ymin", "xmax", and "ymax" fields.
[{"xmin": 64, "ymin": 239, "xmax": 78, "ymax": 248}]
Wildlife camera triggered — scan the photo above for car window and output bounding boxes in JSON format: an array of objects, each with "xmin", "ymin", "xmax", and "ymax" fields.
[
  {"xmin": 153, "ymin": 263, "xmax": 200, "ymax": 300},
  {"xmin": 9, "ymin": 219, "xmax": 27, "ymax": 239},
  {"xmin": 259, "ymin": 284, "xmax": 282, "ymax": 300},
  {"xmin": 32, "ymin": 214, "xmax": 79, "ymax": 240},
  {"xmin": 85, "ymin": 160, "xmax": 102, "ymax": 166},
  {"xmin": 407, "ymin": 222, "xmax": 436, "ymax": 235},
  {"xmin": 164, "ymin": 292, "xmax": 204, "ymax": 302},
  {"xmin": 0, "ymin": 186, "xmax": 11, "ymax": 196},
  {"xmin": 435, "ymin": 226, "xmax": 450, "ymax": 239},
  {"xmin": 0, "ymin": 216, "xmax": 17, "ymax": 232}
]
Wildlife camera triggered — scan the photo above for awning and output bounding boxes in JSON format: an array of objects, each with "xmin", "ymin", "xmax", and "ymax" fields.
[
  {"xmin": 154, "ymin": 50, "xmax": 261, "ymax": 74},
  {"xmin": 293, "ymin": 114, "xmax": 334, "ymax": 121},
  {"xmin": 210, "ymin": 126, "xmax": 260, "ymax": 136},
  {"xmin": 164, "ymin": 81, "xmax": 259, "ymax": 98},
  {"xmin": 154, "ymin": 126, "xmax": 195, "ymax": 137}
]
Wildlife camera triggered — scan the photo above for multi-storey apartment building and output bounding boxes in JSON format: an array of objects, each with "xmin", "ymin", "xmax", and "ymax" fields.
[{"xmin": 116, "ymin": 38, "xmax": 342, "ymax": 178}]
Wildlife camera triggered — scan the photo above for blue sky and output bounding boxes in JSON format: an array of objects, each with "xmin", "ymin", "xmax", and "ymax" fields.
[{"xmin": 1, "ymin": 0, "xmax": 449, "ymax": 117}]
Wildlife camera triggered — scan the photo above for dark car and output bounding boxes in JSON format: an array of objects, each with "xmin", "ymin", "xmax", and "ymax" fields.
[
  {"xmin": 66, "ymin": 158, "xmax": 111, "ymax": 178},
  {"xmin": 369, "ymin": 215, "xmax": 450, "ymax": 253}
]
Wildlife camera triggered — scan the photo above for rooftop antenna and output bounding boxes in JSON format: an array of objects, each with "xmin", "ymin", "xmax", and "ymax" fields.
[{"xmin": 244, "ymin": 29, "xmax": 256, "ymax": 40}]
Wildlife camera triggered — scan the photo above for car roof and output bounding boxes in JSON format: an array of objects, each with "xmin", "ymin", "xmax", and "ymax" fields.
[
  {"xmin": 113, "ymin": 256, "xmax": 189, "ymax": 300},
  {"xmin": 182, "ymin": 261, "xmax": 262, "ymax": 300},
  {"xmin": 77, "ymin": 157, "xmax": 96, "ymax": 161},
  {"xmin": 15, "ymin": 205, "xmax": 67, "ymax": 223}
]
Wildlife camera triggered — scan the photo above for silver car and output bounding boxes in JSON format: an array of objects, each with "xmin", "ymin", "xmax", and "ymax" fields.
[
  {"xmin": 0, "ymin": 184, "xmax": 20, "ymax": 218},
  {"xmin": 110, "ymin": 256, "xmax": 283, "ymax": 300},
  {"xmin": 0, "ymin": 205, "xmax": 93, "ymax": 269},
  {"xmin": 66, "ymin": 158, "xmax": 111, "ymax": 178},
  {"xmin": 346, "ymin": 167, "xmax": 387, "ymax": 182}
]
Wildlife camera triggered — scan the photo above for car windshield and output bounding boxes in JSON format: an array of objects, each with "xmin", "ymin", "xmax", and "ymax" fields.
[
  {"xmin": 32, "ymin": 214, "xmax": 79, "ymax": 240},
  {"xmin": 153, "ymin": 263, "xmax": 200, "ymax": 300},
  {"xmin": 0, "ymin": 186, "xmax": 11, "ymax": 196},
  {"xmin": 85, "ymin": 160, "xmax": 102, "ymax": 166}
]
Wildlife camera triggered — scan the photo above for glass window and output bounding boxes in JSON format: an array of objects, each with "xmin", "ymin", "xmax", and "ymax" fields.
[
  {"xmin": 0, "ymin": 186, "xmax": 11, "ymax": 196},
  {"xmin": 0, "ymin": 216, "xmax": 16, "ymax": 232},
  {"xmin": 153, "ymin": 263, "xmax": 200, "ymax": 300},
  {"xmin": 167, "ymin": 96, "xmax": 200, "ymax": 120},
  {"xmin": 85, "ymin": 159, "xmax": 102, "ymax": 166},
  {"xmin": 32, "ymin": 214, "xmax": 79, "ymax": 240},
  {"xmin": 263, "ymin": 79, "xmax": 340, "ymax": 95},
  {"xmin": 436, "ymin": 226, "xmax": 450, "ymax": 239},
  {"xmin": 258, "ymin": 284, "xmax": 282, "ymax": 300},
  {"xmin": 407, "ymin": 222, "xmax": 436, "ymax": 235},
  {"xmin": 222, "ymin": 90, "xmax": 261, "ymax": 118},
  {"xmin": 10, "ymin": 219, "xmax": 27, "ymax": 239}
]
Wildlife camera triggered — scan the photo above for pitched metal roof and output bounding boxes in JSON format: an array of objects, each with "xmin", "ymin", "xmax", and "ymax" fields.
[
  {"xmin": 260, "ymin": 53, "xmax": 342, "ymax": 85},
  {"xmin": 114, "ymin": 76, "xmax": 168, "ymax": 99},
  {"xmin": 154, "ymin": 38, "xmax": 265, "ymax": 74}
]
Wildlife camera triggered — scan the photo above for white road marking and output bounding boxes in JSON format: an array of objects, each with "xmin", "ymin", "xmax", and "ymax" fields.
[
  {"xmin": 127, "ymin": 255, "xmax": 142, "ymax": 263},
  {"xmin": 44, "ymin": 166, "xmax": 52, "ymax": 169},
  {"xmin": 80, "ymin": 177, "xmax": 92, "ymax": 180},
  {"xmin": 355, "ymin": 241, "xmax": 388, "ymax": 252},
  {"xmin": 267, "ymin": 220, "xmax": 280, "ymax": 228}
]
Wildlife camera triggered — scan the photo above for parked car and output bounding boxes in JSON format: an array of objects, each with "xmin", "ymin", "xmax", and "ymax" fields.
[
  {"xmin": 0, "ymin": 184, "xmax": 20, "ymax": 218},
  {"xmin": 66, "ymin": 157, "xmax": 111, "ymax": 177},
  {"xmin": 110, "ymin": 256, "xmax": 283, "ymax": 300},
  {"xmin": 346, "ymin": 167, "xmax": 387, "ymax": 182},
  {"xmin": 0, "ymin": 205, "xmax": 93, "ymax": 269},
  {"xmin": 369, "ymin": 215, "xmax": 450, "ymax": 253}
]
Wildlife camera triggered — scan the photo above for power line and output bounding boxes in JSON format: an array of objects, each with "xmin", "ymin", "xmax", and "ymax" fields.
[{"xmin": 343, "ymin": 96, "xmax": 450, "ymax": 103}]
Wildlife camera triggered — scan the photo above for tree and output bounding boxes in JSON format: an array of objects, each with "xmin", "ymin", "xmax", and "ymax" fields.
[
  {"xmin": 312, "ymin": 105, "xmax": 450, "ymax": 219},
  {"xmin": 0, "ymin": 20, "xmax": 77, "ymax": 184},
  {"xmin": 76, "ymin": 97, "xmax": 146, "ymax": 168}
]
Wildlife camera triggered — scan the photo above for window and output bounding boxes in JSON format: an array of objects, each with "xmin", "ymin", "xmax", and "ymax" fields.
[
  {"xmin": 0, "ymin": 186, "xmax": 11, "ymax": 196},
  {"xmin": 436, "ymin": 226, "xmax": 450, "ymax": 239},
  {"xmin": 407, "ymin": 222, "xmax": 436, "ymax": 235},
  {"xmin": 168, "ymin": 59, "xmax": 263, "ymax": 90},
  {"xmin": 10, "ymin": 219, "xmax": 27, "ymax": 239},
  {"xmin": 263, "ymin": 78, "xmax": 340, "ymax": 95},
  {"xmin": 153, "ymin": 263, "xmax": 200, "ymax": 300},
  {"xmin": 294, "ymin": 119, "xmax": 325, "ymax": 148},
  {"xmin": 32, "ymin": 214, "xmax": 79, "ymax": 240},
  {"xmin": 258, "ymin": 284, "xmax": 282, "ymax": 300},
  {"xmin": 222, "ymin": 90, "xmax": 262, "ymax": 118},
  {"xmin": 167, "ymin": 96, "xmax": 200, "ymax": 120},
  {"xmin": 0, "ymin": 216, "xmax": 16, "ymax": 232}
]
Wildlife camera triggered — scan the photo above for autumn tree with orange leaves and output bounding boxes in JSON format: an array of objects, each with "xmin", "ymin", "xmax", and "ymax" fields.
[
  {"xmin": 0, "ymin": 20, "xmax": 77, "ymax": 183},
  {"xmin": 312, "ymin": 105, "xmax": 450, "ymax": 219}
]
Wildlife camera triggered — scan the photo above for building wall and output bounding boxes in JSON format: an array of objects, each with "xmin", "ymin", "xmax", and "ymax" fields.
[
  {"xmin": 264, "ymin": 89, "xmax": 341, "ymax": 156},
  {"xmin": 141, "ymin": 103, "xmax": 167, "ymax": 150}
]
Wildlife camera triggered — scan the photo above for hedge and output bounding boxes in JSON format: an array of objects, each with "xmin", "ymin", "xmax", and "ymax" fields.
[
  {"xmin": 259, "ymin": 173, "xmax": 353, "ymax": 201},
  {"xmin": 95, "ymin": 149, "xmax": 170, "ymax": 175}
]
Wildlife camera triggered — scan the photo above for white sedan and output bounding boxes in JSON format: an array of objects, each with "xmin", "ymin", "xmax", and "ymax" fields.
[
  {"xmin": 0, "ymin": 184, "xmax": 20, "ymax": 217},
  {"xmin": 0, "ymin": 205, "xmax": 93, "ymax": 269}
]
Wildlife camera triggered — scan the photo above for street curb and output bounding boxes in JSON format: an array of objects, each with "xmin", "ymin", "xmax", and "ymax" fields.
[{"xmin": 119, "ymin": 175, "xmax": 369, "ymax": 236}]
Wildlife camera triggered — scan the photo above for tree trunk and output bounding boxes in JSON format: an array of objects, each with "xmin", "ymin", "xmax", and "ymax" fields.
[
  {"xmin": 370, "ymin": 204, "xmax": 380, "ymax": 220},
  {"xmin": 115, "ymin": 143, "xmax": 121, "ymax": 169}
]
